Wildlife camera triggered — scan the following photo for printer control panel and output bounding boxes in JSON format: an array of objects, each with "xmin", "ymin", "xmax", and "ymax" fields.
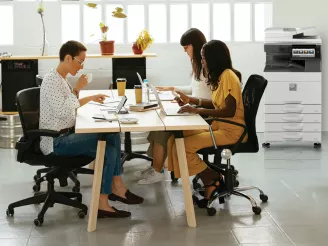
[{"xmin": 292, "ymin": 48, "xmax": 315, "ymax": 58}]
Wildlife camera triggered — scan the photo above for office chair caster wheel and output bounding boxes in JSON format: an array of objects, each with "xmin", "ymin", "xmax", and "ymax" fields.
[
  {"xmin": 262, "ymin": 143, "xmax": 270, "ymax": 148},
  {"xmin": 233, "ymin": 170, "xmax": 239, "ymax": 176},
  {"xmin": 314, "ymin": 143, "xmax": 321, "ymax": 149},
  {"xmin": 260, "ymin": 194, "xmax": 268, "ymax": 203},
  {"xmin": 170, "ymin": 172, "xmax": 178, "ymax": 183},
  {"xmin": 252, "ymin": 206, "xmax": 261, "ymax": 215},
  {"xmin": 78, "ymin": 210, "xmax": 87, "ymax": 219},
  {"xmin": 33, "ymin": 184, "xmax": 40, "ymax": 192},
  {"xmin": 207, "ymin": 207, "xmax": 216, "ymax": 216},
  {"xmin": 33, "ymin": 174, "xmax": 40, "ymax": 182},
  {"xmin": 234, "ymin": 180, "xmax": 240, "ymax": 187},
  {"xmin": 72, "ymin": 186, "xmax": 80, "ymax": 193},
  {"xmin": 34, "ymin": 218, "xmax": 44, "ymax": 227},
  {"xmin": 6, "ymin": 208, "xmax": 14, "ymax": 217}
]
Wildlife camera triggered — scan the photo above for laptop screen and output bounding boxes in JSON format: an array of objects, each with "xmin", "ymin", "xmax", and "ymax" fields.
[
  {"xmin": 115, "ymin": 95, "xmax": 127, "ymax": 113},
  {"xmin": 148, "ymin": 84, "xmax": 164, "ymax": 110},
  {"xmin": 136, "ymin": 72, "xmax": 143, "ymax": 86}
]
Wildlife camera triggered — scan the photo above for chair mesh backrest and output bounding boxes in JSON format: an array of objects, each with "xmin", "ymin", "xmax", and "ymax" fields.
[
  {"xmin": 16, "ymin": 87, "xmax": 40, "ymax": 139},
  {"xmin": 242, "ymin": 75, "xmax": 268, "ymax": 151}
]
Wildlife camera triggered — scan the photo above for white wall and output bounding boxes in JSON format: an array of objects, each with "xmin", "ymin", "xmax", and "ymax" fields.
[
  {"xmin": 273, "ymin": 0, "xmax": 327, "ymax": 130},
  {"xmin": 0, "ymin": 2, "xmax": 266, "ymax": 131}
]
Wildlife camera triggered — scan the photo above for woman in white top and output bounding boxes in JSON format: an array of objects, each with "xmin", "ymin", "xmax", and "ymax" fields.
[
  {"xmin": 135, "ymin": 28, "xmax": 212, "ymax": 185},
  {"xmin": 40, "ymin": 41, "xmax": 143, "ymax": 219}
]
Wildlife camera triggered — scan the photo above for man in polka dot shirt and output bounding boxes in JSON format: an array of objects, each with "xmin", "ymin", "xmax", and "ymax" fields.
[{"xmin": 40, "ymin": 40, "xmax": 143, "ymax": 218}]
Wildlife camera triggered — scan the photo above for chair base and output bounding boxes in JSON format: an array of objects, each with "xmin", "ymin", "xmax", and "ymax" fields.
[
  {"xmin": 121, "ymin": 151, "xmax": 153, "ymax": 166},
  {"xmin": 8, "ymin": 176, "xmax": 88, "ymax": 226},
  {"xmin": 34, "ymin": 168, "xmax": 94, "ymax": 192},
  {"xmin": 121, "ymin": 132, "xmax": 153, "ymax": 167},
  {"xmin": 193, "ymin": 185, "xmax": 268, "ymax": 216}
]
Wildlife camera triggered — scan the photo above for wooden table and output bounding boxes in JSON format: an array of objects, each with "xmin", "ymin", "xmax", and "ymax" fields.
[{"xmin": 75, "ymin": 89, "xmax": 208, "ymax": 232}]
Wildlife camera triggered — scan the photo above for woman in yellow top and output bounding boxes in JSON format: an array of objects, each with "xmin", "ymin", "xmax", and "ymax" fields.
[{"xmin": 167, "ymin": 40, "xmax": 247, "ymax": 200}]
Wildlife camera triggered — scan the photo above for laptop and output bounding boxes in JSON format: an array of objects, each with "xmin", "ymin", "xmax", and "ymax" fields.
[
  {"xmin": 100, "ymin": 95, "xmax": 128, "ymax": 114},
  {"xmin": 136, "ymin": 72, "xmax": 175, "ymax": 101},
  {"xmin": 148, "ymin": 84, "xmax": 195, "ymax": 116}
]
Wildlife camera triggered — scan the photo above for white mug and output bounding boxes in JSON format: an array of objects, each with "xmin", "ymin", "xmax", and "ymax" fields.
[{"xmin": 86, "ymin": 73, "xmax": 93, "ymax": 83}]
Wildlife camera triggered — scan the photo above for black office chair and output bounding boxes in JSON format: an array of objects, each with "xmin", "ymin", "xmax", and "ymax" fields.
[
  {"xmin": 33, "ymin": 75, "xmax": 94, "ymax": 192},
  {"xmin": 6, "ymin": 87, "xmax": 93, "ymax": 226},
  {"xmin": 191, "ymin": 74, "xmax": 269, "ymax": 216}
]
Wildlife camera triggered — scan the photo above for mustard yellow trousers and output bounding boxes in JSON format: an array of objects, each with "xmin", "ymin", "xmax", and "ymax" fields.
[{"xmin": 167, "ymin": 128, "xmax": 243, "ymax": 178}]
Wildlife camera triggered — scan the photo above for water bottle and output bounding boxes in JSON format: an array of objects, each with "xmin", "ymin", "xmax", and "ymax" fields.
[{"xmin": 142, "ymin": 79, "xmax": 150, "ymax": 103}]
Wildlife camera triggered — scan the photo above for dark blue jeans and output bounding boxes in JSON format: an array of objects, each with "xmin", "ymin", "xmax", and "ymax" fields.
[{"xmin": 53, "ymin": 133, "xmax": 121, "ymax": 194}]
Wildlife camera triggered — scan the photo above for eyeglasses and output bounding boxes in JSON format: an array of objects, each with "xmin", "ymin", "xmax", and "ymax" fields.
[{"xmin": 73, "ymin": 57, "xmax": 85, "ymax": 66}]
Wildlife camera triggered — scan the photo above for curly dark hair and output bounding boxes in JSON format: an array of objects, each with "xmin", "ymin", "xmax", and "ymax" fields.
[{"xmin": 202, "ymin": 40, "xmax": 242, "ymax": 91}]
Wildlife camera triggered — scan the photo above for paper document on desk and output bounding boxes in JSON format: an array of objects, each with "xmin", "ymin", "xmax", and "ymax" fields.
[{"xmin": 150, "ymin": 91, "xmax": 175, "ymax": 101}]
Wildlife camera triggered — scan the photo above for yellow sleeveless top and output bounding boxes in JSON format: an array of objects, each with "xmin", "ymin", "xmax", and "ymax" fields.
[{"xmin": 211, "ymin": 69, "xmax": 247, "ymax": 142}]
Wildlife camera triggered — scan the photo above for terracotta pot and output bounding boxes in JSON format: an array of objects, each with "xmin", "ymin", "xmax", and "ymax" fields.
[
  {"xmin": 132, "ymin": 42, "xmax": 143, "ymax": 55},
  {"xmin": 99, "ymin": 40, "xmax": 115, "ymax": 55}
]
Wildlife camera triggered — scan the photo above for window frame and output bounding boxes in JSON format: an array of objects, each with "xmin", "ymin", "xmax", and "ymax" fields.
[{"xmin": 0, "ymin": 0, "xmax": 273, "ymax": 46}]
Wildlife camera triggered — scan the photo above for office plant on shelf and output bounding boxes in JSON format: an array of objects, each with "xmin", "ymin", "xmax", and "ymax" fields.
[
  {"xmin": 87, "ymin": 3, "xmax": 127, "ymax": 55},
  {"xmin": 132, "ymin": 29, "xmax": 154, "ymax": 55}
]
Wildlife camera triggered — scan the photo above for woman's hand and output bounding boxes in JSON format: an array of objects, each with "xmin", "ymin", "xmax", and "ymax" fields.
[
  {"xmin": 91, "ymin": 94, "xmax": 109, "ymax": 104},
  {"xmin": 156, "ymin": 86, "xmax": 174, "ymax": 91},
  {"xmin": 178, "ymin": 105, "xmax": 200, "ymax": 114},
  {"xmin": 75, "ymin": 74, "xmax": 88, "ymax": 91},
  {"xmin": 174, "ymin": 91, "xmax": 190, "ymax": 106}
]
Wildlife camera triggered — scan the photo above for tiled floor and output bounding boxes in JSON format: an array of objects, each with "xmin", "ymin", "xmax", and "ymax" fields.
[{"xmin": 0, "ymin": 134, "xmax": 327, "ymax": 246}]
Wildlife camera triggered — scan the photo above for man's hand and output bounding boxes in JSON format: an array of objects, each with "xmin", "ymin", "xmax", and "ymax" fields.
[
  {"xmin": 178, "ymin": 105, "xmax": 200, "ymax": 114},
  {"xmin": 91, "ymin": 94, "xmax": 109, "ymax": 104}
]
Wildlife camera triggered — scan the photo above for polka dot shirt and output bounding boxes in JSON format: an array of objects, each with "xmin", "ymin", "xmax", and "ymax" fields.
[{"xmin": 39, "ymin": 69, "xmax": 80, "ymax": 155}]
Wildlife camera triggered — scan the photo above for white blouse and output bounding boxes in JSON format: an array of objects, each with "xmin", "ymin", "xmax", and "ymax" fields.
[
  {"xmin": 174, "ymin": 72, "xmax": 212, "ymax": 100},
  {"xmin": 39, "ymin": 69, "xmax": 80, "ymax": 155}
]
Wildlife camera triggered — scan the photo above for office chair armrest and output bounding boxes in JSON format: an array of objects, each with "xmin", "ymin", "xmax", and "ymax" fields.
[
  {"xmin": 204, "ymin": 117, "xmax": 246, "ymax": 129},
  {"xmin": 26, "ymin": 129, "xmax": 61, "ymax": 140},
  {"xmin": 204, "ymin": 117, "xmax": 247, "ymax": 153}
]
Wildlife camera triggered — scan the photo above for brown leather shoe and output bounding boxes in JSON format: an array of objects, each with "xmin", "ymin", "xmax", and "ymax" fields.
[
  {"xmin": 108, "ymin": 190, "xmax": 144, "ymax": 204},
  {"xmin": 97, "ymin": 207, "xmax": 131, "ymax": 218}
]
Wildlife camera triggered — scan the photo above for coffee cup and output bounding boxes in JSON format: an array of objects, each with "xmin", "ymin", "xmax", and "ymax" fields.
[
  {"xmin": 134, "ymin": 85, "xmax": 142, "ymax": 104},
  {"xmin": 116, "ymin": 78, "xmax": 126, "ymax": 96},
  {"xmin": 86, "ymin": 73, "xmax": 93, "ymax": 83}
]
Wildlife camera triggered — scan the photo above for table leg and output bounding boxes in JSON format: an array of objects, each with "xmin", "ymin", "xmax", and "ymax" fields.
[
  {"xmin": 87, "ymin": 135, "xmax": 106, "ymax": 232},
  {"xmin": 174, "ymin": 132, "xmax": 197, "ymax": 228},
  {"xmin": 89, "ymin": 161, "xmax": 95, "ymax": 170}
]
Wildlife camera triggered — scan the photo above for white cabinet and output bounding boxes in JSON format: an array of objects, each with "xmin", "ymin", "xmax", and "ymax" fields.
[{"xmin": 263, "ymin": 72, "xmax": 322, "ymax": 148}]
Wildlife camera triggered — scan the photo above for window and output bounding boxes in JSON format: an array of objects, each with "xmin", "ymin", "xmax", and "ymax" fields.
[
  {"xmin": 255, "ymin": 3, "xmax": 273, "ymax": 41},
  {"xmin": 234, "ymin": 3, "xmax": 251, "ymax": 42},
  {"xmin": 61, "ymin": 4, "xmax": 80, "ymax": 43},
  {"xmin": 213, "ymin": 3, "xmax": 231, "ymax": 41},
  {"xmin": 170, "ymin": 4, "xmax": 188, "ymax": 43},
  {"xmin": 149, "ymin": 4, "xmax": 167, "ymax": 43},
  {"xmin": 83, "ymin": 5, "xmax": 102, "ymax": 43},
  {"xmin": 7, "ymin": 0, "xmax": 274, "ymax": 46},
  {"xmin": 127, "ymin": 5, "xmax": 145, "ymax": 43},
  {"xmin": 191, "ymin": 3, "xmax": 210, "ymax": 41},
  {"xmin": 0, "ymin": 5, "xmax": 13, "ymax": 45},
  {"xmin": 106, "ymin": 4, "xmax": 124, "ymax": 43}
]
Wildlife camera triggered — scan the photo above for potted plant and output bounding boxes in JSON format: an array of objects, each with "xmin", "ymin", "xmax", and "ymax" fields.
[
  {"xmin": 133, "ymin": 29, "xmax": 154, "ymax": 55},
  {"xmin": 87, "ymin": 4, "xmax": 127, "ymax": 55}
]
